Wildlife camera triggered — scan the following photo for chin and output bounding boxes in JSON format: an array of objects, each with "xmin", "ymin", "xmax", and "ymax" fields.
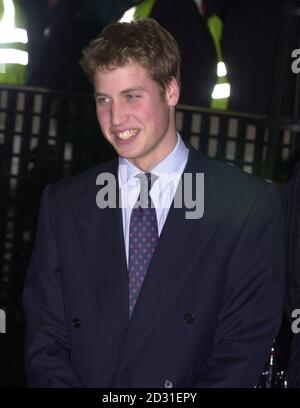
[
  {"xmin": 118, "ymin": 147, "xmax": 142, "ymax": 160},
  {"xmin": 118, "ymin": 152, "xmax": 135, "ymax": 160}
]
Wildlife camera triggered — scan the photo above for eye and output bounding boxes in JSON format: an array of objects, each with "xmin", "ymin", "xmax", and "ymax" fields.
[
  {"xmin": 125, "ymin": 93, "xmax": 141, "ymax": 102},
  {"xmin": 96, "ymin": 96, "xmax": 110, "ymax": 106}
]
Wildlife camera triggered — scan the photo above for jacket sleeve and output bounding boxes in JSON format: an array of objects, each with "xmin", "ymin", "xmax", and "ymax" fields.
[
  {"xmin": 23, "ymin": 186, "xmax": 82, "ymax": 387},
  {"xmin": 190, "ymin": 182, "xmax": 285, "ymax": 387}
]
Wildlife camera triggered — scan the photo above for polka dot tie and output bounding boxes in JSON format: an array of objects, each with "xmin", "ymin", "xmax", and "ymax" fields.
[{"xmin": 128, "ymin": 173, "xmax": 158, "ymax": 318}]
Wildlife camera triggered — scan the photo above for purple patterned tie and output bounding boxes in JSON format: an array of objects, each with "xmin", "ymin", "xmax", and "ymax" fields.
[{"xmin": 128, "ymin": 173, "xmax": 158, "ymax": 318}]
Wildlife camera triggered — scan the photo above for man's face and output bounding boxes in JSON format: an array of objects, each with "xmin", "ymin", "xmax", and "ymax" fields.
[{"xmin": 94, "ymin": 61, "xmax": 179, "ymax": 171}]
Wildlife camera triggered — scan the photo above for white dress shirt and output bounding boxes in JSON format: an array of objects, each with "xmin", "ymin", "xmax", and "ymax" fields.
[{"xmin": 118, "ymin": 133, "xmax": 189, "ymax": 266}]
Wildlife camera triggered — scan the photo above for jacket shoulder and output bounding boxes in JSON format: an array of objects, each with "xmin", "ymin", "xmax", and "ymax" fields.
[
  {"xmin": 46, "ymin": 159, "xmax": 117, "ymax": 198},
  {"xmin": 189, "ymin": 147, "xmax": 278, "ymax": 204}
]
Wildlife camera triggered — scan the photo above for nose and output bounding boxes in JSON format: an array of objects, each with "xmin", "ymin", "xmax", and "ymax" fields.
[{"xmin": 111, "ymin": 100, "xmax": 128, "ymax": 126}]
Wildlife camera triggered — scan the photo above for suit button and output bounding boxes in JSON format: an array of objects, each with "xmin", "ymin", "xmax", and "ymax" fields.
[
  {"xmin": 164, "ymin": 379, "xmax": 173, "ymax": 388},
  {"xmin": 184, "ymin": 313, "xmax": 194, "ymax": 324},
  {"xmin": 72, "ymin": 318, "xmax": 81, "ymax": 328}
]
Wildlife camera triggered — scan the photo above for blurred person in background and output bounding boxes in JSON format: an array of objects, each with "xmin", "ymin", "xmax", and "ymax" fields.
[
  {"xmin": 0, "ymin": 0, "xmax": 28, "ymax": 85},
  {"xmin": 121, "ymin": 0, "xmax": 283, "ymax": 114}
]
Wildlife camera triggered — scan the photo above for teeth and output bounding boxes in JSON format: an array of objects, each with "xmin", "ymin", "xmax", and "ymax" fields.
[{"xmin": 118, "ymin": 129, "xmax": 137, "ymax": 140}]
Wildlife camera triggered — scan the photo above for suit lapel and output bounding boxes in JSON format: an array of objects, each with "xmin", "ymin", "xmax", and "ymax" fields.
[
  {"xmin": 118, "ymin": 147, "xmax": 224, "ymax": 372},
  {"xmin": 74, "ymin": 160, "xmax": 129, "ymax": 346}
]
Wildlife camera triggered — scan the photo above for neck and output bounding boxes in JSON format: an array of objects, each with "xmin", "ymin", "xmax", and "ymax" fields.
[{"xmin": 130, "ymin": 132, "xmax": 178, "ymax": 172}]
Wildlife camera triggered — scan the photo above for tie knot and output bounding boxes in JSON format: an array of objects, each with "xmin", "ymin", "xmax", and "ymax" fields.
[
  {"xmin": 136, "ymin": 172, "xmax": 157, "ymax": 208},
  {"xmin": 137, "ymin": 172, "xmax": 156, "ymax": 188}
]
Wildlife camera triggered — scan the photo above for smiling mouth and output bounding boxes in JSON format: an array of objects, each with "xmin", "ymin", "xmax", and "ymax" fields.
[{"xmin": 115, "ymin": 129, "xmax": 139, "ymax": 141}]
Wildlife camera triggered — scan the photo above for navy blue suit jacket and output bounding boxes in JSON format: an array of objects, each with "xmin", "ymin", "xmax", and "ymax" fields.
[{"xmin": 23, "ymin": 145, "xmax": 285, "ymax": 387}]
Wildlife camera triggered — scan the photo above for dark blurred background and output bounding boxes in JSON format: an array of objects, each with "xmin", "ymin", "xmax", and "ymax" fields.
[
  {"xmin": 1, "ymin": 0, "xmax": 300, "ymax": 387},
  {"xmin": 20, "ymin": 0, "xmax": 288, "ymax": 114}
]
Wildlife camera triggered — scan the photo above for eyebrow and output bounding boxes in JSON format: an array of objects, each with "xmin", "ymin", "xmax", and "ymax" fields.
[
  {"xmin": 94, "ymin": 87, "xmax": 146, "ymax": 98},
  {"xmin": 121, "ymin": 87, "xmax": 146, "ymax": 94},
  {"xmin": 94, "ymin": 92, "xmax": 109, "ymax": 98}
]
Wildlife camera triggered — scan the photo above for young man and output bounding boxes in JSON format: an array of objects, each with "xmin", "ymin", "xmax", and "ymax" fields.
[{"xmin": 23, "ymin": 18, "xmax": 284, "ymax": 387}]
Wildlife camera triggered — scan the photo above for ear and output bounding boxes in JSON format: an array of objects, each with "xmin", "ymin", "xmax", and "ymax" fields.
[{"xmin": 165, "ymin": 77, "xmax": 180, "ymax": 107}]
